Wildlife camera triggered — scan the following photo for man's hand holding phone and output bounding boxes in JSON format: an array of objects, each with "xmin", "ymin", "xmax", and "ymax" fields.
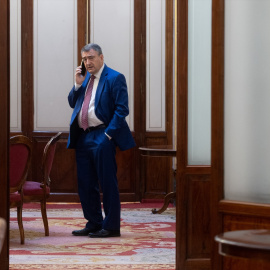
[
  {"xmin": 81, "ymin": 61, "xmax": 86, "ymax": 76},
  {"xmin": 75, "ymin": 60, "xmax": 87, "ymax": 85}
]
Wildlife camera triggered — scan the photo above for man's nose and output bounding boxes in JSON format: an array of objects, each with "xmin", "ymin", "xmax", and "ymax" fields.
[{"xmin": 86, "ymin": 59, "xmax": 92, "ymax": 65}]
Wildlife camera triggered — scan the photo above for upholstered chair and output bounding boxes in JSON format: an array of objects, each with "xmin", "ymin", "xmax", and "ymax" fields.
[
  {"xmin": 23, "ymin": 132, "xmax": 62, "ymax": 236},
  {"xmin": 9, "ymin": 135, "xmax": 32, "ymax": 244}
]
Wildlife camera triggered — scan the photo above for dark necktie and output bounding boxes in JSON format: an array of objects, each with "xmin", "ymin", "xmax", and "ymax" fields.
[{"xmin": 81, "ymin": 75, "xmax": 95, "ymax": 130}]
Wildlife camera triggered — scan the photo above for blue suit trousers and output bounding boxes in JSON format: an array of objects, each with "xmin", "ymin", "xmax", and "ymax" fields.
[{"xmin": 75, "ymin": 127, "xmax": 121, "ymax": 231}]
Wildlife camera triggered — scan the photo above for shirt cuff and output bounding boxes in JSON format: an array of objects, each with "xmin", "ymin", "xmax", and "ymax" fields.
[
  {"xmin": 105, "ymin": 132, "xmax": 112, "ymax": 140},
  {"xmin": 74, "ymin": 83, "xmax": 81, "ymax": 91}
]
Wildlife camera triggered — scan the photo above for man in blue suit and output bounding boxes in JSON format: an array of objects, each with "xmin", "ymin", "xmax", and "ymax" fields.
[{"xmin": 67, "ymin": 43, "xmax": 135, "ymax": 238}]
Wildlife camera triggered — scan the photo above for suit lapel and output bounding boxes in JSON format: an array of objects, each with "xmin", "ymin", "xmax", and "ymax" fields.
[
  {"xmin": 83, "ymin": 72, "xmax": 91, "ymax": 87},
  {"xmin": 95, "ymin": 65, "xmax": 108, "ymax": 107}
]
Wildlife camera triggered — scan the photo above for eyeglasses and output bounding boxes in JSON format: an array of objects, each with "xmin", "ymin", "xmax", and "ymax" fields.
[{"xmin": 82, "ymin": 55, "xmax": 96, "ymax": 62}]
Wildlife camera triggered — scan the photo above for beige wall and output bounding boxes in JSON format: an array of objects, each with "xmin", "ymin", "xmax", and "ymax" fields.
[{"xmin": 10, "ymin": 0, "xmax": 168, "ymax": 134}]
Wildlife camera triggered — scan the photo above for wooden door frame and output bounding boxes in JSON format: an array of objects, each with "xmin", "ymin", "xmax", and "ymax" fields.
[
  {"xmin": 176, "ymin": 0, "xmax": 225, "ymax": 269},
  {"xmin": 0, "ymin": 0, "xmax": 10, "ymax": 268},
  {"xmin": 210, "ymin": 0, "xmax": 225, "ymax": 269}
]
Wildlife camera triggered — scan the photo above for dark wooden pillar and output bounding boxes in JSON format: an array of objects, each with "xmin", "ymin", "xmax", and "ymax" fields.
[
  {"xmin": 0, "ymin": 0, "xmax": 10, "ymax": 269},
  {"xmin": 211, "ymin": 0, "xmax": 225, "ymax": 269}
]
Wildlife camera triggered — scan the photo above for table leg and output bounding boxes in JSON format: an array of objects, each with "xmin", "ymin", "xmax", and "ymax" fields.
[{"xmin": 152, "ymin": 192, "xmax": 176, "ymax": 214}]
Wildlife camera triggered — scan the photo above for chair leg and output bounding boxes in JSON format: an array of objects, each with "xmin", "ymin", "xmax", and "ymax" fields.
[
  {"xmin": 17, "ymin": 205, "xmax": 25, "ymax": 244},
  {"xmin": 40, "ymin": 200, "xmax": 49, "ymax": 236}
]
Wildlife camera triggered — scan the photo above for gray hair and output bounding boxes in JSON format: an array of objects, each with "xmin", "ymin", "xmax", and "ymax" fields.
[{"xmin": 81, "ymin": 43, "xmax": 103, "ymax": 56}]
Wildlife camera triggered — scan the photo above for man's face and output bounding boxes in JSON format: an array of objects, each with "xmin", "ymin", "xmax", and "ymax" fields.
[{"xmin": 82, "ymin": 49, "xmax": 104, "ymax": 75}]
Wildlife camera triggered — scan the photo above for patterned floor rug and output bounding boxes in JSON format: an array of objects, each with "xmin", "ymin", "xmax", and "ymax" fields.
[{"xmin": 9, "ymin": 203, "xmax": 176, "ymax": 270}]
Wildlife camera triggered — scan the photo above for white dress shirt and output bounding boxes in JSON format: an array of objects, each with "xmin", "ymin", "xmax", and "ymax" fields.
[{"xmin": 75, "ymin": 64, "xmax": 105, "ymax": 128}]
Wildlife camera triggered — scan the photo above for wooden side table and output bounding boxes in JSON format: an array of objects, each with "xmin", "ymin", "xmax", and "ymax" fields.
[
  {"xmin": 215, "ymin": 229, "xmax": 270, "ymax": 262},
  {"xmin": 139, "ymin": 145, "xmax": 176, "ymax": 214}
]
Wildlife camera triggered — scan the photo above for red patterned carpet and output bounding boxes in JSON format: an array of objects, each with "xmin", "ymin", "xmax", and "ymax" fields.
[{"xmin": 9, "ymin": 203, "xmax": 176, "ymax": 270}]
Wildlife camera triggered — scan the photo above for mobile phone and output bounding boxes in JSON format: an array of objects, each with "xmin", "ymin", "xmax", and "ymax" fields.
[{"xmin": 81, "ymin": 60, "xmax": 86, "ymax": 76}]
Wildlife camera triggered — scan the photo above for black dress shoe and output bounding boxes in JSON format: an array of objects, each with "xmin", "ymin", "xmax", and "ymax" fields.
[
  {"xmin": 89, "ymin": 229, "xmax": 121, "ymax": 238},
  {"xmin": 72, "ymin": 227, "xmax": 101, "ymax": 236}
]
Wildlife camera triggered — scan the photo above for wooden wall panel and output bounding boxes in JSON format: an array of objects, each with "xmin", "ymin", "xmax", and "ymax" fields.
[
  {"xmin": 220, "ymin": 201, "xmax": 270, "ymax": 270},
  {"xmin": 186, "ymin": 259, "xmax": 211, "ymax": 270},
  {"xmin": 31, "ymin": 135, "xmax": 77, "ymax": 193},
  {"xmin": 30, "ymin": 132, "xmax": 137, "ymax": 202},
  {"xmin": 145, "ymin": 136, "xmax": 168, "ymax": 194},
  {"xmin": 10, "ymin": 0, "xmax": 173, "ymax": 206},
  {"xmin": 31, "ymin": 133, "xmax": 78, "ymax": 202},
  {"xmin": 15, "ymin": 0, "xmax": 141, "ymax": 204},
  {"xmin": 176, "ymin": 171, "xmax": 212, "ymax": 270},
  {"xmin": 141, "ymin": 135, "xmax": 174, "ymax": 199},
  {"xmin": 116, "ymin": 147, "xmax": 136, "ymax": 192},
  {"xmin": 49, "ymin": 143, "xmax": 77, "ymax": 194},
  {"xmin": 187, "ymin": 174, "xmax": 211, "ymax": 258},
  {"xmin": 146, "ymin": 156, "xmax": 168, "ymax": 193},
  {"xmin": 223, "ymin": 259, "xmax": 270, "ymax": 270}
]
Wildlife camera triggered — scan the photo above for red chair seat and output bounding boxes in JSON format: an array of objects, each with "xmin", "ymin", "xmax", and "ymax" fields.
[{"xmin": 23, "ymin": 181, "xmax": 50, "ymax": 196}]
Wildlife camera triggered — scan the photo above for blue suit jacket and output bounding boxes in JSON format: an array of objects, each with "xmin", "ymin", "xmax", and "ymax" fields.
[{"xmin": 67, "ymin": 65, "xmax": 135, "ymax": 151}]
